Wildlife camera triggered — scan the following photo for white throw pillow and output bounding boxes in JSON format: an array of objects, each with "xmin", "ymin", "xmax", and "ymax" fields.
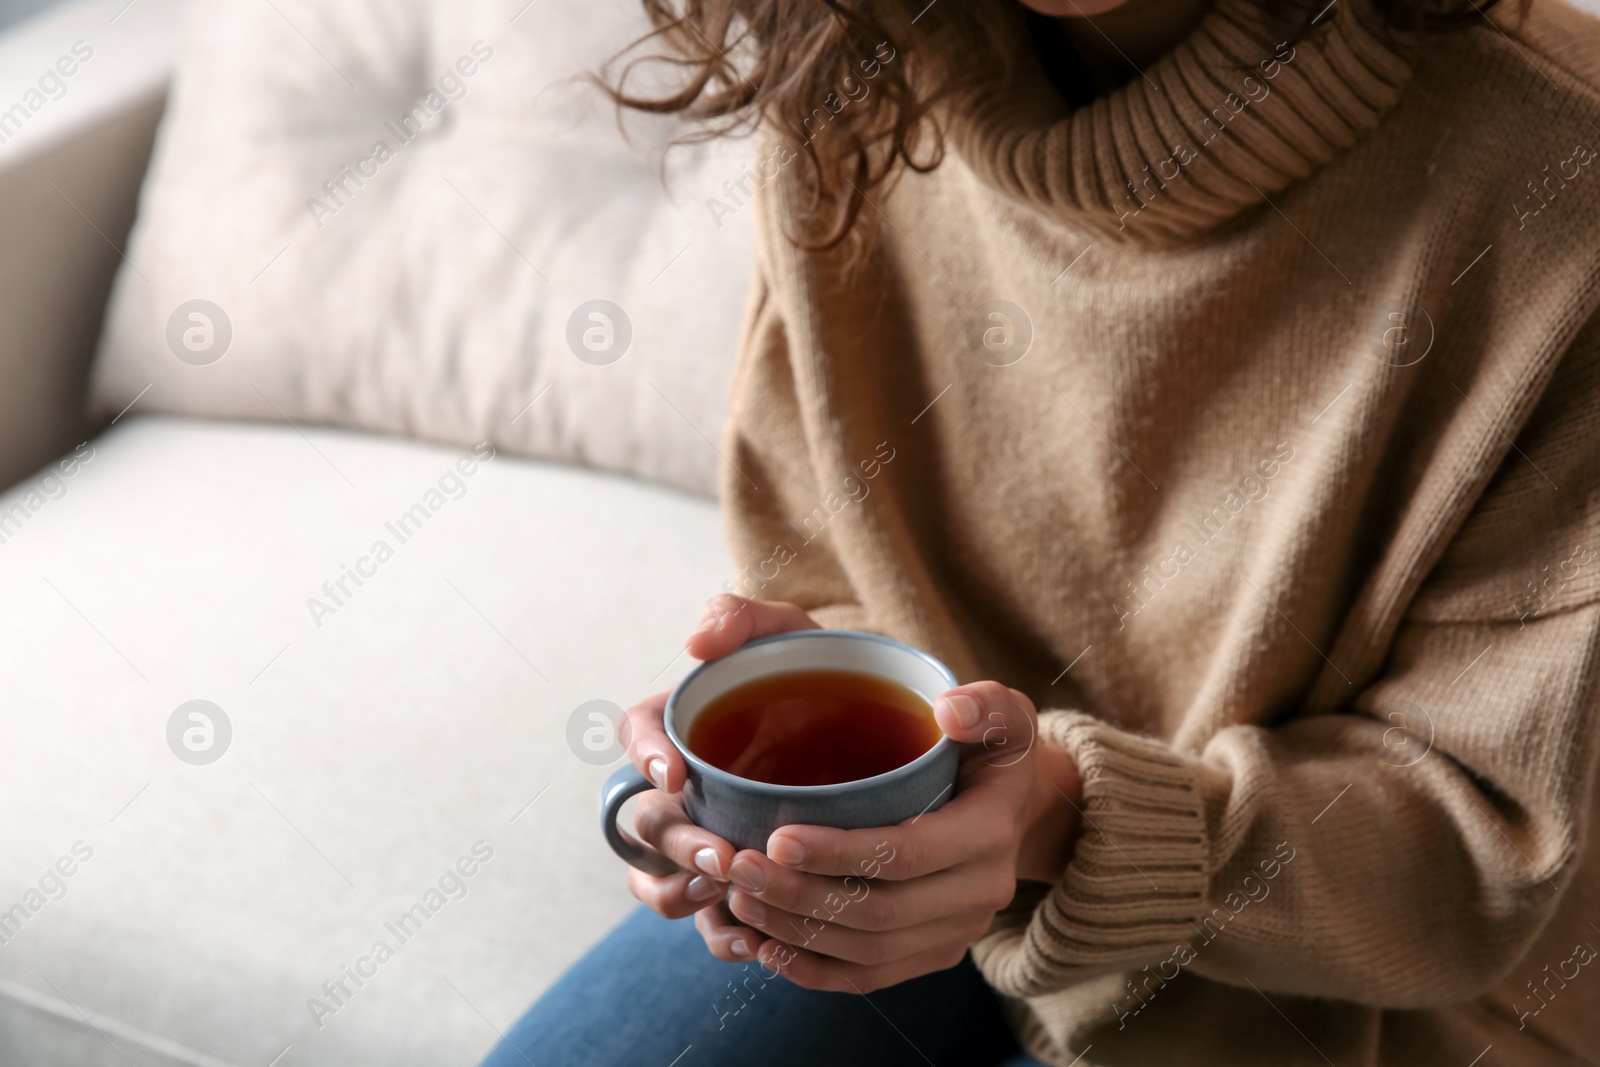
[{"xmin": 88, "ymin": 0, "xmax": 755, "ymax": 497}]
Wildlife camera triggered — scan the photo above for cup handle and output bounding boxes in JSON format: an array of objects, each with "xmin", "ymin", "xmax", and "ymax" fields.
[{"xmin": 600, "ymin": 765, "xmax": 681, "ymax": 877}]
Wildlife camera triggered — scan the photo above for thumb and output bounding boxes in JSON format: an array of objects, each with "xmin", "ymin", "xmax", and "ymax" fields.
[{"xmin": 932, "ymin": 681, "xmax": 1038, "ymax": 772}]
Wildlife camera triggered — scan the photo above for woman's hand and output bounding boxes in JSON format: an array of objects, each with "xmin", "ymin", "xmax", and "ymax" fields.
[
  {"xmin": 697, "ymin": 680, "xmax": 1084, "ymax": 992},
  {"xmin": 620, "ymin": 592, "xmax": 1085, "ymax": 986},
  {"xmin": 618, "ymin": 596, "xmax": 821, "ymax": 935}
]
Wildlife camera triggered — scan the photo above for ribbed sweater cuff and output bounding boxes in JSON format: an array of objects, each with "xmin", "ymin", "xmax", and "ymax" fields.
[{"xmin": 974, "ymin": 710, "xmax": 1210, "ymax": 998}]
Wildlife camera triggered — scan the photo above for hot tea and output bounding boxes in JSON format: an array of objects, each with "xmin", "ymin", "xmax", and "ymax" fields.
[{"xmin": 686, "ymin": 669, "xmax": 942, "ymax": 787}]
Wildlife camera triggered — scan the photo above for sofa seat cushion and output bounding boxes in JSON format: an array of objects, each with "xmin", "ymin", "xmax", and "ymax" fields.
[{"xmin": 0, "ymin": 416, "xmax": 729, "ymax": 1066}]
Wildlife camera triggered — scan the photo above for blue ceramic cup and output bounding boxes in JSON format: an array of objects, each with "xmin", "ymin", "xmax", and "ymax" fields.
[{"xmin": 601, "ymin": 630, "xmax": 960, "ymax": 875}]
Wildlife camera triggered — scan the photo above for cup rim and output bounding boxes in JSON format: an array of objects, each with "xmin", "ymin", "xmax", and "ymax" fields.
[{"xmin": 663, "ymin": 629, "xmax": 959, "ymax": 798}]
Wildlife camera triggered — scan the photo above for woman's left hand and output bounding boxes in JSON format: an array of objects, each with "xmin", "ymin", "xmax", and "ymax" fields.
[{"xmin": 693, "ymin": 680, "xmax": 1083, "ymax": 992}]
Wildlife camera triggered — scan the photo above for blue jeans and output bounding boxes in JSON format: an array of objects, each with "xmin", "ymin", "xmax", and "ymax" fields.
[{"xmin": 482, "ymin": 907, "xmax": 1049, "ymax": 1067}]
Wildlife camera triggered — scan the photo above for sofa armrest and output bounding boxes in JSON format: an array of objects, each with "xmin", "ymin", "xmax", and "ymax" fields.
[{"xmin": 0, "ymin": 0, "xmax": 184, "ymax": 491}]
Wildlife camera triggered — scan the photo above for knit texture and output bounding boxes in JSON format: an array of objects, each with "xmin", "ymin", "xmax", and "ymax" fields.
[{"xmin": 718, "ymin": 0, "xmax": 1600, "ymax": 1062}]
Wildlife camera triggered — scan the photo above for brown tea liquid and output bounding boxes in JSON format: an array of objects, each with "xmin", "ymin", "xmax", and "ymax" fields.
[{"xmin": 686, "ymin": 669, "xmax": 941, "ymax": 787}]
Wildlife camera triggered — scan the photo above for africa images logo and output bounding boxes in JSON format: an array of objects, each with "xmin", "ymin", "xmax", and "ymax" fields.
[
  {"xmin": 166, "ymin": 300, "xmax": 233, "ymax": 366},
  {"xmin": 305, "ymin": 42, "xmax": 495, "ymax": 228},
  {"xmin": 166, "ymin": 700, "xmax": 232, "ymax": 765}
]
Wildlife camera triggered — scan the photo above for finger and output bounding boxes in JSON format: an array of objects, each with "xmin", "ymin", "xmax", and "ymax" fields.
[
  {"xmin": 764, "ymin": 784, "xmax": 1015, "ymax": 880},
  {"xmin": 634, "ymin": 789, "xmax": 739, "ymax": 881},
  {"xmin": 752, "ymin": 936, "xmax": 972, "ymax": 995},
  {"xmin": 932, "ymin": 680, "xmax": 1037, "ymax": 754},
  {"xmin": 936, "ymin": 682, "xmax": 1039, "ymax": 808},
  {"xmin": 726, "ymin": 888, "xmax": 989, "ymax": 967},
  {"xmin": 684, "ymin": 594, "xmax": 819, "ymax": 662},
  {"xmin": 624, "ymin": 690, "xmax": 683, "ymax": 794},
  {"xmin": 625, "ymin": 866, "xmax": 728, "ymax": 921},
  {"xmin": 727, "ymin": 849, "xmax": 1011, "ymax": 932},
  {"xmin": 694, "ymin": 901, "xmax": 761, "ymax": 962}
]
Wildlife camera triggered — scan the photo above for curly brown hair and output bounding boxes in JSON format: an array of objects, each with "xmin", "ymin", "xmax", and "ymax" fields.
[{"xmin": 604, "ymin": 0, "xmax": 1508, "ymax": 251}]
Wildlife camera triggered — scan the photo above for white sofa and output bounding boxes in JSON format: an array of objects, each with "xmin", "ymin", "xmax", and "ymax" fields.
[{"xmin": 0, "ymin": 0, "xmax": 753, "ymax": 1063}]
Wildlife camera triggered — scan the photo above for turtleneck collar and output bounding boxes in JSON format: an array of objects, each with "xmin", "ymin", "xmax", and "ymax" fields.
[{"xmin": 947, "ymin": 0, "xmax": 1418, "ymax": 243}]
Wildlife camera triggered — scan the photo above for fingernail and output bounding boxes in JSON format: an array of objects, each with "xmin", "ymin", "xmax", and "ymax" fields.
[
  {"xmin": 696, "ymin": 598, "xmax": 729, "ymax": 632},
  {"xmin": 729, "ymin": 856, "xmax": 767, "ymax": 892},
  {"xmin": 767, "ymin": 835, "xmax": 805, "ymax": 867},
  {"xmin": 734, "ymin": 894, "xmax": 767, "ymax": 926},
  {"xmin": 648, "ymin": 758, "xmax": 670, "ymax": 791},
  {"xmin": 687, "ymin": 875, "xmax": 723, "ymax": 902},
  {"xmin": 730, "ymin": 938, "xmax": 752, "ymax": 958},
  {"xmin": 695, "ymin": 847, "xmax": 725, "ymax": 879},
  {"xmin": 940, "ymin": 694, "xmax": 981, "ymax": 729}
]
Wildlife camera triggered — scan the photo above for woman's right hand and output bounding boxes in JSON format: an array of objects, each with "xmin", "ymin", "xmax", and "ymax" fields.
[{"xmin": 620, "ymin": 595, "xmax": 821, "ymax": 957}]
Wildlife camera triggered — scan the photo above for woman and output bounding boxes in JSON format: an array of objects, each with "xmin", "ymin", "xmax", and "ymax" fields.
[{"xmin": 486, "ymin": 0, "xmax": 1600, "ymax": 1062}]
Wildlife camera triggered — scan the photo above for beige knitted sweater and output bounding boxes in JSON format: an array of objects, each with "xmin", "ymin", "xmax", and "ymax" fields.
[{"xmin": 715, "ymin": 0, "xmax": 1600, "ymax": 1062}]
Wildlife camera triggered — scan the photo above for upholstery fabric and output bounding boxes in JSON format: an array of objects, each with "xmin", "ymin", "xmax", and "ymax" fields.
[
  {"xmin": 0, "ymin": 417, "xmax": 729, "ymax": 1065},
  {"xmin": 86, "ymin": 0, "xmax": 755, "ymax": 498}
]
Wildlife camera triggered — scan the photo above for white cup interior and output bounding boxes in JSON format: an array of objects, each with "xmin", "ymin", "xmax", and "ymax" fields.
[{"xmin": 670, "ymin": 632, "xmax": 950, "ymax": 735}]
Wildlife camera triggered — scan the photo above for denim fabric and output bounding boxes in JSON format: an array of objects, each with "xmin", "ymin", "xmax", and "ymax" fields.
[{"xmin": 483, "ymin": 906, "xmax": 1051, "ymax": 1067}]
